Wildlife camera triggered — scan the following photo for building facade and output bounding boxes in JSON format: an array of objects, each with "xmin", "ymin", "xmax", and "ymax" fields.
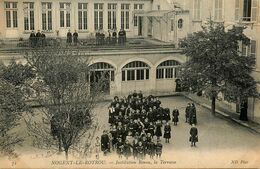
[{"xmin": 0, "ymin": 0, "xmax": 259, "ymax": 123}]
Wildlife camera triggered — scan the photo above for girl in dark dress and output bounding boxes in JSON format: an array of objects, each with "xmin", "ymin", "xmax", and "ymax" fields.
[
  {"xmin": 116, "ymin": 138, "xmax": 124, "ymax": 159},
  {"xmin": 155, "ymin": 120, "xmax": 162, "ymax": 139},
  {"xmin": 148, "ymin": 122, "xmax": 155, "ymax": 136},
  {"xmin": 132, "ymin": 139, "xmax": 139, "ymax": 159},
  {"xmin": 163, "ymin": 123, "xmax": 171, "ymax": 143},
  {"xmin": 124, "ymin": 140, "xmax": 132, "ymax": 159},
  {"xmin": 172, "ymin": 107, "xmax": 179, "ymax": 126}
]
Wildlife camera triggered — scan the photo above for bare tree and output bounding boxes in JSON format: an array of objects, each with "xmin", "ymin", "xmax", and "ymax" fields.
[
  {"xmin": 0, "ymin": 60, "xmax": 34, "ymax": 158},
  {"xmin": 24, "ymin": 47, "xmax": 107, "ymax": 159}
]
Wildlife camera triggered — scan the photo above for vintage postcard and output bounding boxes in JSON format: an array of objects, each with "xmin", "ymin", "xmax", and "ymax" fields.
[{"xmin": 0, "ymin": 0, "xmax": 260, "ymax": 168}]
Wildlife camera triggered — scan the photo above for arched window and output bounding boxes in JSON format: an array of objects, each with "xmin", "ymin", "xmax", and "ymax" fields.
[
  {"xmin": 122, "ymin": 61, "xmax": 150, "ymax": 81},
  {"xmin": 90, "ymin": 62, "xmax": 114, "ymax": 71},
  {"xmin": 156, "ymin": 60, "xmax": 180, "ymax": 79},
  {"xmin": 178, "ymin": 19, "xmax": 183, "ymax": 29},
  {"xmin": 89, "ymin": 62, "xmax": 115, "ymax": 81}
]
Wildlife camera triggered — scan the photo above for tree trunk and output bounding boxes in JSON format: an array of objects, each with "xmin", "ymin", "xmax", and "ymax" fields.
[
  {"xmin": 211, "ymin": 96, "xmax": 216, "ymax": 116},
  {"xmin": 65, "ymin": 149, "xmax": 69, "ymax": 160},
  {"xmin": 58, "ymin": 137, "xmax": 62, "ymax": 152}
]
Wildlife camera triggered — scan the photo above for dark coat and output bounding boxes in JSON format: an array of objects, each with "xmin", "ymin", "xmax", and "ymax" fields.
[
  {"xmin": 116, "ymin": 141, "xmax": 124, "ymax": 155},
  {"xmin": 163, "ymin": 125, "xmax": 171, "ymax": 139},
  {"xmin": 73, "ymin": 32, "xmax": 78, "ymax": 42},
  {"xmin": 146, "ymin": 142, "xmax": 155, "ymax": 155},
  {"xmin": 67, "ymin": 32, "xmax": 72, "ymax": 43},
  {"xmin": 185, "ymin": 106, "xmax": 191, "ymax": 118},
  {"xmin": 155, "ymin": 122, "xmax": 162, "ymax": 137},
  {"xmin": 172, "ymin": 109, "xmax": 179, "ymax": 122},
  {"xmin": 189, "ymin": 106, "xmax": 197, "ymax": 125},
  {"xmin": 148, "ymin": 124, "xmax": 155, "ymax": 136},
  {"xmin": 189, "ymin": 127, "xmax": 198, "ymax": 142},
  {"xmin": 124, "ymin": 143, "xmax": 132, "ymax": 157},
  {"xmin": 101, "ymin": 134, "xmax": 110, "ymax": 152},
  {"xmin": 155, "ymin": 143, "xmax": 163, "ymax": 154}
]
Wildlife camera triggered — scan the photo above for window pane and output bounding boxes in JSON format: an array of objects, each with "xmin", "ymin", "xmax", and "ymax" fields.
[
  {"xmin": 60, "ymin": 11, "xmax": 64, "ymax": 27},
  {"xmin": 13, "ymin": 11, "xmax": 18, "ymax": 27},
  {"xmin": 127, "ymin": 70, "xmax": 135, "ymax": 81},
  {"xmin": 111, "ymin": 71, "xmax": 115, "ymax": 81},
  {"xmin": 146, "ymin": 69, "xmax": 149, "ymax": 79},
  {"xmin": 165, "ymin": 68, "xmax": 173, "ymax": 79},
  {"xmin": 6, "ymin": 11, "xmax": 11, "ymax": 27},
  {"xmin": 5, "ymin": 2, "xmax": 10, "ymax": 8},
  {"xmin": 83, "ymin": 11, "xmax": 87, "ymax": 29},
  {"xmin": 122, "ymin": 70, "xmax": 125, "ymax": 81},
  {"xmin": 42, "ymin": 13, "xmax": 46, "ymax": 30},
  {"xmin": 78, "ymin": 11, "xmax": 82, "ymax": 30},
  {"xmin": 48, "ymin": 11, "xmax": 52, "ymax": 30},
  {"xmin": 66, "ymin": 12, "xmax": 70, "ymax": 27},
  {"xmin": 137, "ymin": 69, "xmax": 144, "ymax": 80}
]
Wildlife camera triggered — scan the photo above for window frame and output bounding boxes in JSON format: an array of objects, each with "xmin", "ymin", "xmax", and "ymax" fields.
[
  {"xmin": 193, "ymin": 0, "xmax": 201, "ymax": 21},
  {"xmin": 108, "ymin": 3, "xmax": 117, "ymax": 30},
  {"xmin": 178, "ymin": 18, "xmax": 183, "ymax": 29},
  {"xmin": 156, "ymin": 60, "xmax": 180, "ymax": 80},
  {"xmin": 122, "ymin": 61, "xmax": 150, "ymax": 81},
  {"xmin": 23, "ymin": 2, "xmax": 35, "ymax": 31},
  {"xmin": 5, "ymin": 2, "xmax": 18, "ymax": 29},
  {"xmin": 78, "ymin": 3, "xmax": 88, "ymax": 31},
  {"xmin": 60, "ymin": 2, "xmax": 71, "ymax": 28},
  {"xmin": 214, "ymin": 0, "xmax": 224, "ymax": 21},
  {"xmin": 134, "ymin": 4, "xmax": 144, "ymax": 27},
  {"xmin": 42, "ymin": 2, "xmax": 52, "ymax": 31},
  {"xmin": 121, "ymin": 4, "xmax": 130, "ymax": 30},
  {"xmin": 94, "ymin": 3, "xmax": 104, "ymax": 30}
]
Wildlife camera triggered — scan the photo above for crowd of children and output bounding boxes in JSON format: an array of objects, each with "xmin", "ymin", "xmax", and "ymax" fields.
[{"xmin": 98, "ymin": 91, "xmax": 187, "ymax": 160}]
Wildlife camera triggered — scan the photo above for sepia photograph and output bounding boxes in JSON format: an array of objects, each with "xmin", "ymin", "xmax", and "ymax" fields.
[{"xmin": 0, "ymin": 0, "xmax": 260, "ymax": 168}]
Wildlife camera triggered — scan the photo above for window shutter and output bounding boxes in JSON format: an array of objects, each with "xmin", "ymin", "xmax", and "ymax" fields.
[
  {"xmin": 251, "ymin": 0, "xmax": 258, "ymax": 22},
  {"xmin": 238, "ymin": 41, "xmax": 243, "ymax": 55},
  {"xmin": 250, "ymin": 40, "xmax": 257, "ymax": 58},
  {"xmin": 235, "ymin": 0, "xmax": 240, "ymax": 21},
  {"xmin": 214, "ymin": 0, "xmax": 218, "ymax": 20},
  {"xmin": 219, "ymin": 0, "xmax": 223, "ymax": 20}
]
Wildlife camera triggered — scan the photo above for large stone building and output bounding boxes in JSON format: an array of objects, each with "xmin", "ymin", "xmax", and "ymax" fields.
[{"xmin": 0, "ymin": 0, "xmax": 259, "ymax": 123}]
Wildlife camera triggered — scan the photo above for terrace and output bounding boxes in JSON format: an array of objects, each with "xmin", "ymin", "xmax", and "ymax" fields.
[{"xmin": 0, "ymin": 37, "xmax": 177, "ymax": 54}]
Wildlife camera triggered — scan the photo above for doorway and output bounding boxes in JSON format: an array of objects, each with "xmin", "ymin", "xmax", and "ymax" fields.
[
  {"xmin": 138, "ymin": 16, "xmax": 143, "ymax": 36},
  {"xmin": 89, "ymin": 62, "xmax": 115, "ymax": 95}
]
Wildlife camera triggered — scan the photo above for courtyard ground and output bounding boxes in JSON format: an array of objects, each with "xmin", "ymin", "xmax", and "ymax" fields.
[{"xmin": 1, "ymin": 96, "xmax": 260, "ymax": 168}]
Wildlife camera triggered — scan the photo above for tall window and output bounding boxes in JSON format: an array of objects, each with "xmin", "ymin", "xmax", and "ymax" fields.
[
  {"xmin": 60, "ymin": 3, "xmax": 71, "ymax": 28},
  {"xmin": 94, "ymin": 3, "xmax": 103, "ymax": 30},
  {"xmin": 178, "ymin": 19, "xmax": 183, "ymax": 29},
  {"xmin": 156, "ymin": 60, "xmax": 180, "ymax": 79},
  {"xmin": 78, "ymin": 3, "xmax": 87, "ymax": 30},
  {"xmin": 134, "ymin": 4, "xmax": 143, "ymax": 27},
  {"xmin": 23, "ymin": 2, "xmax": 35, "ymax": 31},
  {"xmin": 5, "ymin": 2, "xmax": 18, "ymax": 28},
  {"xmin": 235, "ymin": 0, "xmax": 258, "ymax": 22},
  {"xmin": 121, "ymin": 4, "xmax": 130, "ymax": 30},
  {"xmin": 193, "ymin": 0, "xmax": 201, "ymax": 20},
  {"xmin": 108, "ymin": 4, "xmax": 117, "ymax": 30},
  {"xmin": 235, "ymin": 0, "xmax": 241, "ymax": 21},
  {"xmin": 214, "ymin": 0, "xmax": 223, "ymax": 21},
  {"xmin": 250, "ymin": 40, "xmax": 257, "ymax": 58},
  {"xmin": 122, "ymin": 61, "xmax": 150, "ymax": 81},
  {"xmin": 42, "ymin": 2, "xmax": 52, "ymax": 31},
  {"xmin": 90, "ymin": 62, "xmax": 115, "ymax": 82},
  {"xmin": 241, "ymin": 40, "xmax": 257, "ymax": 59}
]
